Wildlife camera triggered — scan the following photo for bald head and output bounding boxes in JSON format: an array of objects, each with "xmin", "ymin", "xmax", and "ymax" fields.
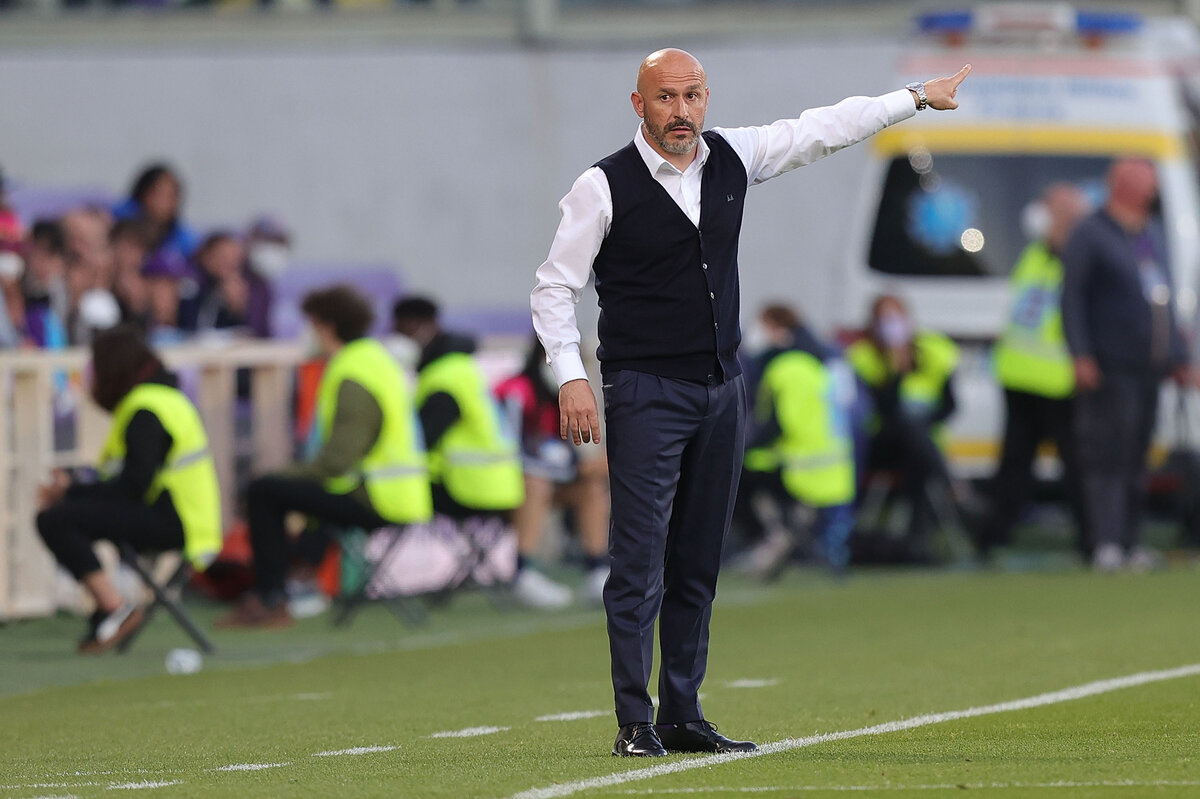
[
  {"xmin": 636, "ymin": 49, "xmax": 706, "ymax": 96},
  {"xmin": 632, "ymin": 48, "xmax": 710, "ymax": 164}
]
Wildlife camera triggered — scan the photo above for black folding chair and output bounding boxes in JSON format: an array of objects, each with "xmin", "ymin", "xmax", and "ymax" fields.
[
  {"xmin": 116, "ymin": 543, "xmax": 215, "ymax": 654},
  {"xmin": 332, "ymin": 525, "xmax": 429, "ymax": 628}
]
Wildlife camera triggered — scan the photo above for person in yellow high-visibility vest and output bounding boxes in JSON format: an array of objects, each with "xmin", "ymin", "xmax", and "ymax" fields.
[
  {"xmin": 735, "ymin": 304, "xmax": 857, "ymax": 579},
  {"xmin": 218, "ymin": 285, "xmax": 432, "ymax": 629},
  {"xmin": 980, "ymin": 183, "xmax": 1090, "ymax": 559},
  {"xmin": 36, "ymin": 324, "xmax": 221, "ymax": 653},
  {"xmin": 846, "ymin": 294, "xmax": 959, "ymax": 561},
  {"xmin": 392, "ymin": 297, "xmax": 525, "ymax": 525}
]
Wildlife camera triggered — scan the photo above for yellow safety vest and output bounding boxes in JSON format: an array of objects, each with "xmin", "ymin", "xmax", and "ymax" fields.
[
  {"xmin": 846, "ymin": 330, "xmax": 959, "ymax": 419},
  {"xmin": 99, "ymin": 382, "xmax": 221, "ymax": 568},
  {"xmin": 745, "ymin": 350, "xmax": 855, "ymax": 508},
  {"xmin": 416, "ymin": 351, "xmax": 524, "ymax": 511},
  {"xmin": 316, "ymin": 338, "xmax": 432, "ymax": 524},
  {"xmin": 993, "ymin": 242, "xmax": 1075, "ymax": 399}
]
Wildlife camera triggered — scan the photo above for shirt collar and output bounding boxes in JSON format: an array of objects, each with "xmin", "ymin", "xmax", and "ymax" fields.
[{"xmin": 633, "ymin": 124, "xmax": 709, "ymax": 177}]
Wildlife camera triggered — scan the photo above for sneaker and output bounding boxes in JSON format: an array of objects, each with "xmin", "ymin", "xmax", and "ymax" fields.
[
  {"xmin": 286, "ymin": 579, "xmax": 330, "ymax": 620},
  {"xmin": 78, "ymin": 603, "xmax": 145, "ymax": 655},
  {"xmin": 1127, "ymin": 547, "xmax": 1165, "ymax": 574},
  {"xmin": 582, "ymin": 566, "xmax": 608, "ymax": 605},
  {"xmin": 512, "ymin": 567, "xmax": 572, "ymax": 610},
  {"xmin": 737, "ymin": 530, "xmax": 794, "ymax": 581},
  {"xmin": 215, "ymin": 594, "xmax": 294, "ymax": 629},
  {"xmin": 1092, "ymin": 543, "xmax": 1125, "ymax": 573}
]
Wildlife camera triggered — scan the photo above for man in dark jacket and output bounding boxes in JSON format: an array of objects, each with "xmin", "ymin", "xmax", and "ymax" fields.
[{"xmin": 1062, "ymin": 157, "xmax": 1193, "ymax": 571}]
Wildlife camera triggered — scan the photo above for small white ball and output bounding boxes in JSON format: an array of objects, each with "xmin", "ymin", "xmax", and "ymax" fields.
[{"xmin": 165, "ymin": 647, "xmax": 203, "ymax": 675}]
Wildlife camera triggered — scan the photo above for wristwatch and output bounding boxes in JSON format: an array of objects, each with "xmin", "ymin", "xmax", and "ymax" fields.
[{"xmin": 906, "ymin": 81, "xmax": 928, "ymax": 111}]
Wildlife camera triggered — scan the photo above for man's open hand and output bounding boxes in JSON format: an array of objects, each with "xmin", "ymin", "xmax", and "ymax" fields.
[
  {"xmin": 923, "ymin": 64, "xmax": 972, "ymax": 110},
  {"xmin": 559, "ymin": 378, "xmax": 601, "ymax": 446}
]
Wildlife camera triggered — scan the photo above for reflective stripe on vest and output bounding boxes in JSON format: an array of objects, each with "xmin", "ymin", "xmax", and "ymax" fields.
[{"xmin": 993, "ymin": 241, "xmax": 1074, "ymax": 399}]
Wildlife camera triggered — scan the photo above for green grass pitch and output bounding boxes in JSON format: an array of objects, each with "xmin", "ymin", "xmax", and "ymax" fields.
[{"xmin": 1, "ymin": 566, "xmax": 1198, "ymax": 798}]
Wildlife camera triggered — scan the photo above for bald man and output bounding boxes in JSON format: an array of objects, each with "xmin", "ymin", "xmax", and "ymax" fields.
[
  {"xmin": 531, "ymin": 48, "xmax": 970, "ymax": 757},
  {"xmin": 1062, "ymin": 158, "xmax": 1193, "ymax": 572}
]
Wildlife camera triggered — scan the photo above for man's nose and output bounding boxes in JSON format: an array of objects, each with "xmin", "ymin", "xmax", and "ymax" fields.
[{"xmin": 672, "ymin": 96, "xmax": 689, "ymax": 119}]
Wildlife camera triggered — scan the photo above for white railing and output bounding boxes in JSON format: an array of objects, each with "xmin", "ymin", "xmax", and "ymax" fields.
[{"xmin": 0, "ymin": 341, "xmax": 302, "ymax": 621}]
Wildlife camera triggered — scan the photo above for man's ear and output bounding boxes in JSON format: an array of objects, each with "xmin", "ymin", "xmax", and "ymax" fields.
[{"xmin": 631, "ymin": 91, "xmax": 644, "ymax": 118}]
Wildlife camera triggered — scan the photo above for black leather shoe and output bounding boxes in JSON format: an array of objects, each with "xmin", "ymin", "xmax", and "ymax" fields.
[
  {"xmin": 612, "ymin": 722, "xmax": 668, "ymax": 757},
  {"xmin": 656, "ymin": 720, "xmax": 757, "ymax": 754}
]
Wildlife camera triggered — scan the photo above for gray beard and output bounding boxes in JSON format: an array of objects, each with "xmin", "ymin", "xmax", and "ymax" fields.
[{"xmin": 646, "ymin": 122, "xmax": 699, "ymax": 155}]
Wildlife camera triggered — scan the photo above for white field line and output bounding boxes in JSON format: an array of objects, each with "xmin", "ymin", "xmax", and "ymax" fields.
[
  {"xmin": 536, "ymin": 711, "xmax": 610, "ymax": 722},
  {"xmin": 106, "ymin": 780, "xmax": 183, "ymax": 790},
  {"xmin": 619, "ymin": 781, "xmax": 1200, "ymax": 793},
  {"xmin": 213, "ymin": 763, "xmax": 289, "ymax": 772},
  {"xmin": 312, "ymin": 745, "xmax": 398, "ymax": 757},
  {"xmin": 429, "ymin": 725, "xmax": 510, "ymax": 738},
  {"xmin": 724, "ymin": 679, "xmax": 779, "ymax": 689},
  {"xmin": 507, "ymin": 662, "xmax": 1200, "ymax": 799}
]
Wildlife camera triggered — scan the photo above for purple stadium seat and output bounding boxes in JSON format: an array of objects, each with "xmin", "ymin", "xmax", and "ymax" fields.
[
  {"xmin": 7, "ymin": 184, "xmax": 116, "ymax": 223},
  {"xmin": 270, "ymin": 264, "xmax": 405, "ymax": 340}
]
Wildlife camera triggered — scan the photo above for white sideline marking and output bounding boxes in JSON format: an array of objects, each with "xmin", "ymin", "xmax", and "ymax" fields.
[
  {"xmin": 429, "ymin": 725, "xmax": 510, "ymax": 738},
  {"xmin": 536, "ymin": 710, "xmax": 609, "ymax": 722},
  {"xmin": 213, "ymin": 763, "xmax": 289, "ymax": 772},
  {"xmin": 312, "ymin": 745, "xmax": 398, "ymax": 757},
  {"xmin": 507, "ymin": 662, "xmax": 1200, "ymax": 799},
  {"xmin": 106, "ymin": 780, "xmax": 183, "ymax": 790},
  {"xmin": 725, "ymin": 679, "xmax": 779, "ymax": 689},
  {"xmin": 619, "ymin": 780, "xmax": 1200, "ymax": 793}
]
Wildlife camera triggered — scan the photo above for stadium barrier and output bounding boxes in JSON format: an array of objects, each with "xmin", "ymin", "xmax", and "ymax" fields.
[{"xmin": 0, "ymin": 341, "xmax": 301, "ymax": 621}]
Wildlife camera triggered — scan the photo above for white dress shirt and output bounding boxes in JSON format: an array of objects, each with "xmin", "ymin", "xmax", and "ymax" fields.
[{"xmin": 531, "ymin": 89, "xmax": 917, "ymax": 386}]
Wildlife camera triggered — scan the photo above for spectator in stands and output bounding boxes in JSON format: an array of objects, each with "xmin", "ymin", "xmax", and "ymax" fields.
[
  {"xmin": 846, "ymin": 294, "xmax": 959, "ymax": 562},
  {"xmin": 1062, "ymin": 158, "xmax": 1193, "ymax": 572},
  {"xmin": 217, "ymin": 285, "xmax": 432, "ymax": 629},
  {"xmin": 0, "ymin": 239, "xmax": 24, "ymax": 348},
  {"xmin": 978, "ymin": 183, "xmax": 1090, "ymax": 561},
  {"xmin": 244, "ymin": 215, "xmax": 292, "ymax": 283},
  {"xmin": 0, "ymin": 164, "xmax": 24, "ymax": 248},
  {"xmin": 737, "ymin": 304, "xmax": 857, "ymax": 578},
  {"xmin": 113, "ymin": 163, "xmax": 199, "ymax": 260},
  {"xmin": 21, "ymin": 220, "xmax": 70, "ymax": 349},
  {"xmin": 61, "ymin": 207, "xmax": 115, "ymax": 287},
  {"xmin": 495, "ymin": 337, "xmax": 610, "ymax": 608},
  {"xmin": 180, "ymin": 231, "xmax": 272, "ymax": 338},
  {"xmin": 110, "ymin": 219, "xmax": 153, "ymax": 328},
  {"xmin": 36, "ymin": 325, "xmax": 221, "ymax": 653},
  {"xmin": 393, "ymin": 297, "xmax": 526, "ymax": 567},
  {"xmin": 141, "ymin": 249, "xmax": 189, "ymax": 347}
]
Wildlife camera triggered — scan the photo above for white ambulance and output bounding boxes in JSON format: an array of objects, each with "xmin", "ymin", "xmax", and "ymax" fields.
[{"xmin": 838, "ymin": 3, "xmax": 1200, "ymax": 475}]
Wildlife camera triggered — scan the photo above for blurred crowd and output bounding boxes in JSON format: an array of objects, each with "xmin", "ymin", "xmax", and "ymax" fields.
[{"xmin": 0, "ymin": 162, "xmax": 287, "ymax": 352}]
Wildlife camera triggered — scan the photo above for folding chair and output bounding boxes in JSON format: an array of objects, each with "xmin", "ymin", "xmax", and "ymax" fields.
[
  {"xmin": 115, "ymin": 542, "xmax": 215, "ymax": 654},
  {"xmin": 331, "ymin": 525, "xmax": 429, "ymax": 628}
]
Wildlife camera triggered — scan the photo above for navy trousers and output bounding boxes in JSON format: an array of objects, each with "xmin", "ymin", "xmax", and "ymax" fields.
[{"xmin": 601, "ymin": 370, "xmax": 746, "ymax": 726}]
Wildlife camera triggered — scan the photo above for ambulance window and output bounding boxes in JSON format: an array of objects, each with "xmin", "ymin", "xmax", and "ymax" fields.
[{"xmin": 868, "ymin": 153, "xmax": 1112, "ymax": 277}]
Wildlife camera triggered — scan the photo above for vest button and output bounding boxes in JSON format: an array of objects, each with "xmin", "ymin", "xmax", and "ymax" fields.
[
  {"xmin": 702, "ymin": 263, "xmax": 708, "ymax": 270},
  {"xmin": 714, "ymin": 323, "xmax": 719, "ymax": 330},
  {"xmin": 706, "ymin": 374, "xmax": 715, "ymax": 385},
  {"xmin": 710, "ymin": 292, "xmax": 715, "ymax": 299}
]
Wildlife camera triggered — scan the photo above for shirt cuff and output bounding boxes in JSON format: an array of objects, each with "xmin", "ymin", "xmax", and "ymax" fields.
[
  {"xmin": 551, "ymin": 351, "xmax": 589, "ymax": 387},
  {"xmin": 881, "ymin": 88, "xmax": 919, "ymax": 125}
]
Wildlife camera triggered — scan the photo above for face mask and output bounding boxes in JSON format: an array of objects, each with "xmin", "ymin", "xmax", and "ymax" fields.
[
  {"xmin": 78, "ymin": 289, "xmax": 121, "ymax": 330},
  {"xmin": 876, "ymin": 313, "xmax": 912, "ymax": 348},
  {"xmin": 538, "ymin": 362, "xmax": 558, "ymax": 389},
  {"xmin": 384, "ymin": 334, "xmax": 420, "ymax": 372},
  {"xmin": 0, "ymin": 252, "xmax": 23, "ymax": 280},
  {"xmin": 249, "ymin": 242, "xmax": 290, "ymax": 279},
  {"xmin": 1020, "ymin": 201, "xmax": 1050, "ymax": 243},
  {"xmin": 743, "ymin": 323, "xmax": 772, "ymax": 354}
]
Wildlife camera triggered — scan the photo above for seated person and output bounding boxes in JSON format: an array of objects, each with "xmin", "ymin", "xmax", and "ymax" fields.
[
  {"xmin": 218, "ymin": 285, "xmax": 432, "ymax": 628},
  {"xmin": 392, "ymin": 297, "xmax": 526, "ymax": 556},
  {"xmin": 846, "ymin": 294, "xmax": 959, "ymax": 561},
  {"xmin": 736, "ymin": 304, "xmax": 856, "ymax": 578},
  {"xmin": 495, "ymin": 336, "xmax": 610, "ymax": 608},
  {"xmin": 37, "ymin": 325, "xmax": 221, "ymax": 653}
]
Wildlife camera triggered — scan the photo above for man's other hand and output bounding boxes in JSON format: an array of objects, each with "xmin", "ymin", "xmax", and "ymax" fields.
[
  {"xmin": 559, "ymin": 378, "xmax": 601, "ymax": 446},
  {"xmin": 924, "ymin": 64, "xmax": 972, "ymax": 110},
  {"xmin": 1074, "ymin": 356, "xmax": 1102, "ymax": 392}
]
